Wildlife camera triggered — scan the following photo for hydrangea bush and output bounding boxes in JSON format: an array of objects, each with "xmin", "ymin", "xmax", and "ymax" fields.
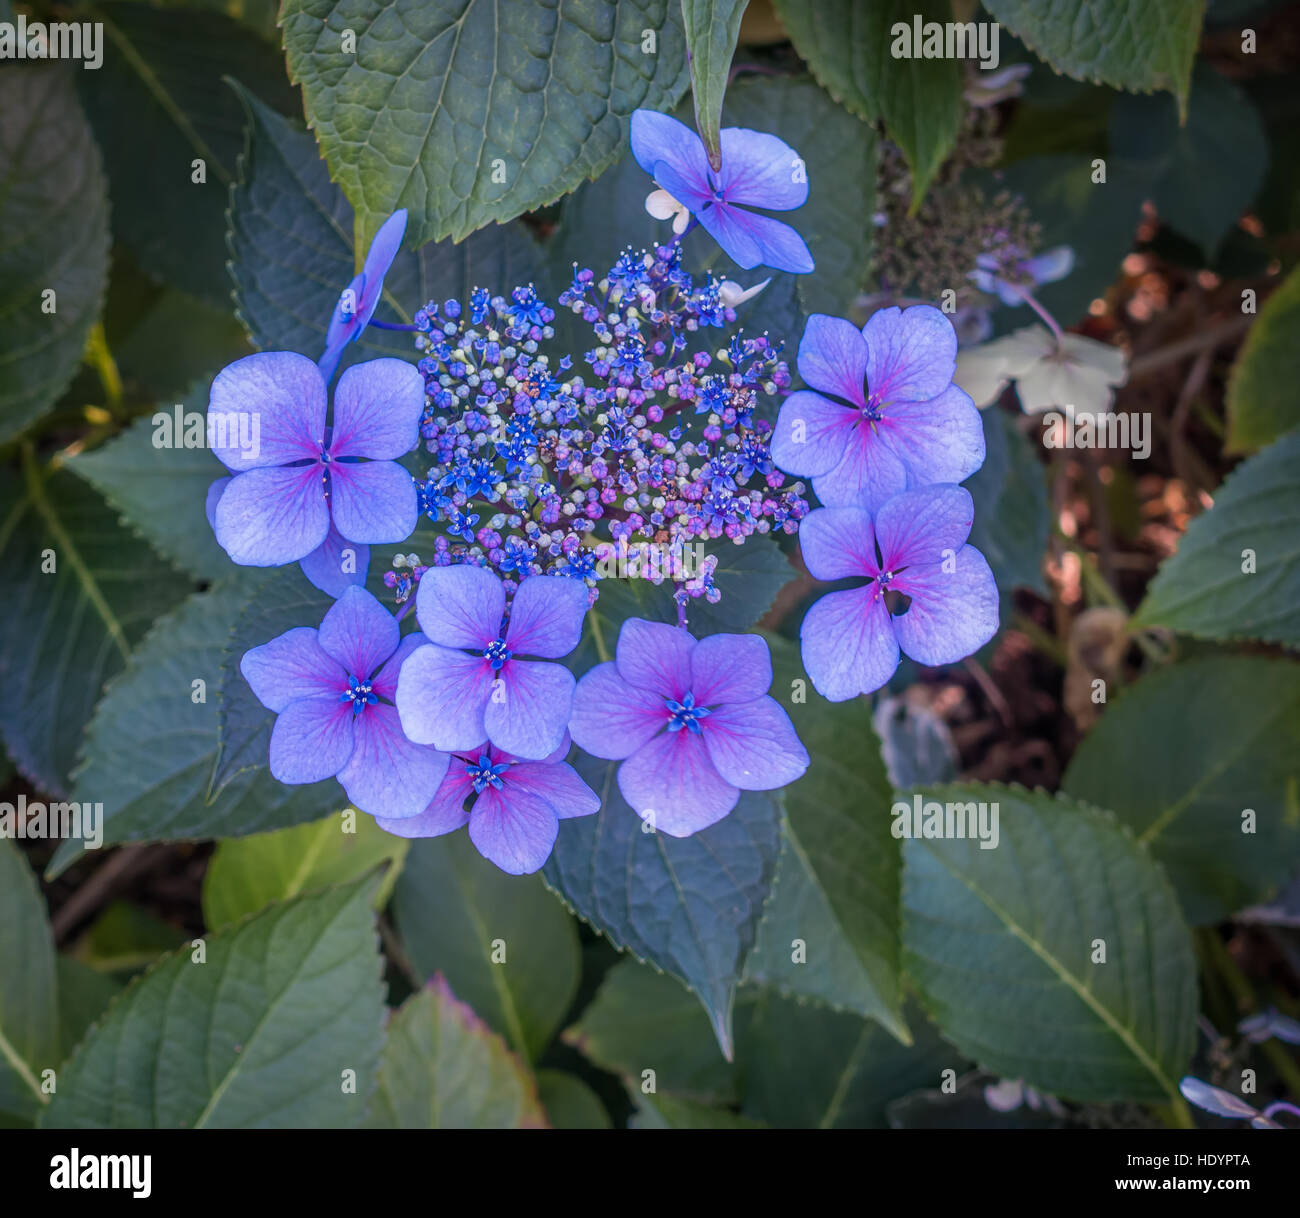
[{"xmin": 2, "ymin": 0, "xmax": 1299, "ymax": 1143}]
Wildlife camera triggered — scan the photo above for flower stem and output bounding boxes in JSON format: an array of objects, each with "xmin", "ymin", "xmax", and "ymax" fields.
[
  {"xmin": 368, "ymin": 319, "xmax": 420, "ymax": 332},
  {"xmin": 1018, "ymin": 287, "xmax": 1064, "ymax": 347}
]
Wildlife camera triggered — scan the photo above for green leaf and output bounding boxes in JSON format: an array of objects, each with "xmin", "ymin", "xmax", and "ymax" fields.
[
  {"xmin": 681, "ymin": 0, "xmax": 748, "ymax": 169},
  {"xmin": 535, "ymin": 1068, "xmax": 612, "ymax": 1129},
  {"xmin": 1062, "ymin": 657, "xmax": 1300, "ymax": 925},
  {"xmin": 0, "ymin": 64, "xmax": 109, "ymax": 444},
  {"xmin": 54, "ymin": 958, "xmax": 122, "ymax": 1062},
  {"xmin": 49, "ymin": 578, "xmax": 338, "ymax": 879},
  {"xmin": 902, "ymin": 784, "xmax": 1196, "ymax": 1103},
  {"xmin": 0, "ymin": 840, "xmax": 58, "ymax": 1121},
  {"xmin": 68, "ymin": 384, "xmax": 229, "ymax": 582},
  {"xmin": 1110, "ymin": 65, "xmax": 1268, "ymax": 256},
  {"xmin": 391, "ymin": 834, "xmax": 580, "ymax": 1061},
  {"xmin": 965, "ymin": 406, "xmax": 1048, "ymax": 594},
  {"xmin": 770, "ymin": 0, "xmax": 960, "ymax": 205},
  {"xmin": 365, "ymin": 978, "xmax": 548, "ymax": 1128},
  {"xmin": 281, "ymin": 0, "xmax": 690, "ymax": 248},
  {"xmin": 1132, "ymin": 428, "xmax": 1300, "ymax": 646},
  {"xmin": 81, "ymin": 3, "xmax": 298, "ymax": 304},
  {"xmin": 0, "ymin": 462, "xmax": 190, "ymax": 797},
  {"xmin": 736, "ymin": 991, "xmax": 959, "ymax": 1128},
  {"xmin": 42, "ymin": 876, "xmax": 386, "ymax": 1128},
  {"xmin": 203, "ymin": 813, "xmax": 409, "ymax": 929},
  {"xmin": 983, "ymin": 0, "xmax": 1205, "ymax": 116},
  {"xmin": 742, "ymin": 636, "xmax": 905, "ymax": 1036},
  {"xmin": 543, "ymin": 752, "xmax": 781, "ymax": 1058},
  {"xmin": 563, "ymin": 959, "xmax": 735, "ymax": 1102},
  {"xmin": 74, "ymin": 901, "xmax": 186, "ymax": 976},
  {"xmin": 631, "ymin": 1092, "xmax": 763, "ymax": 1127},
  {"xmin": 1226, "ymin": 265, "xmax": 1300, "ymax": 453},
  {"xmin": 227, "ymin": 85, "xmax": 545, "ymax": 370}
]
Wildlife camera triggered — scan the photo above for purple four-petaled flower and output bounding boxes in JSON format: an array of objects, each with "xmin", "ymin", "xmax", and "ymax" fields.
[
  {"xmin": 630, "ymin": 109, "xmax": 814, "ymax": 275},
  {"xmin": 241, "ymin": 586, "xmax": 449, "ymax": 818},
  {"xmin": 318, "ymin": 209, "xmax": 407, "ymax": 381},
  {"xmin": 375, "ymin": 736, "xmax": 599, "ymax": 875},
  {"xmin": 206, "ymin": 352, "xmax": 421, "ymax": 591},
  {"xmin": 569, "ymin": 620, "xmax": 809, "ymax": 836},
  {"xmin": 770, "ymin": 308, "xmax": 985, "ymax": 511},
  {"xmin": 396, "ymin": 566, "xmax": 589, "ymax": 761},
  {"xmin": 798, "ymin": 484, "xmax": 998, "ymax": 700}
]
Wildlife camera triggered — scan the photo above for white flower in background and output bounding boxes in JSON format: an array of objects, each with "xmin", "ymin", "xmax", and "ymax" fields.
[
  {"xmin": 965, "ymin": 62, "xmax": 1032, "ymax": 108},
  {"xmin": 955, "ymin": 325, "xmax": 1128, "ymax": 416},
  {"xmin": 645, "ymin": 188, "xmax": 691, "ymax": 234}
]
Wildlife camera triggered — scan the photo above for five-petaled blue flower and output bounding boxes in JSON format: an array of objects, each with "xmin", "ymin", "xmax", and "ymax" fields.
[
  {"xmin": 319, "ymin": 209, "xmax": 407, "ymax": 381},
  {"xmin": 797, "ymin": 484, "xmax": 999, "ymax": 700},
  {"xmin": 631, "ymin": 109, "xmax": 814, "ymax": 275}
]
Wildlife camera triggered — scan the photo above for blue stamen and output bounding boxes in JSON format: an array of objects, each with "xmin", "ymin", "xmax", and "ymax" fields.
[
  {"xmin": 483, "ymin": 638, "xmax": 513, "ymax": 670},
  {"xmin": 465, "ymin": 753, "xmax": 510, "ymax": 793},
  {"xmin": 664, "ymin": 691, "xmax": 711, "ymax": 734},
  {"xmin": 340, "ymin": 674, "xmax": 378, "ymax": 715}
]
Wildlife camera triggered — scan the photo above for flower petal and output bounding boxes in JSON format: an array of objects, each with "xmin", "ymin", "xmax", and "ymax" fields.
[
  {"xmin": 415, "ymin": 564, "xmax": 504, "ymax": 649},
  {"xmin": 505, "ymin": 574, "xmax": 588, "ymax": 658},
  {"xmin": 811, "ymin": 426, "xmax": 908, "ymax": 512},
  {"xmin": 205, "ymin": 477, "xmax": 230, "ymax": 531},
  {"xmin": 209, "ymin": 351, "xmax": 325, "ymax": 470},
  {"xmin": 374, "ymin": 764, "xmax": 473, "ymax": 840},
  {"xmin": 863, "ymin": 305, "xmax": 956, "ymax": 406},
  {"xmin": 874, "ymin": 484, "xmax": 975, "ymax": 571},
  {"xmin": 395, "ymin": 643, "xmax": 493, "ymax": 750},
  {"xmin": 357, "ymin": 209, "xmax": 407, "ymax": 314},
  {"xmin": 469, "ymin": 785, "xmax": 558, "ymax": 875},
  {"xmin": 800, "ymin": 586, "xmax": 899, "ymax": 700},
  {"xmin": 241, "ymin": 627, "xmax": 342, "ymax": 713},
  {"xmin": 569, "ymin": 661, "xmax": 667, "ymax": 760},
  {"xmin": 371, "ymin": 632, "xmax": 426, "ymax": 702},
  {"xmin": 329, "ymin": 357, "xmax": 424, "ymax": 460},
  {"xmin": 486, "ymin": 660, "xmax": 575, "ymax": 760},
  {"xmin": 614, "ymin": 618, "xmax": 695, "ymax": 701},
  {"xmin": 507, "ymin": 761, "xmax": 600, "ymax": 819},
  {"xmin": 328, "ymin": 460, "xmax": 417, "ymax": 544},
  {"xmin": 891, "ymin": 545, "xmax": 999, "ymax": 668},
  {"xmin": 269, "ymin": 695, "xmax": 355, "ymax": 784},
  {"xmin": 214, "ymin": 465, "xmax": 330, "ymax": 566},
  {"xmin": 703, "ymin": 696, "xmax": 809, "ymax": 790},
  {"xmin": 630, "ymin": 110, "xmax": 711, "ymax": 207},
  {"xmin": 770, "ymin": 390, "xmax": 859, "ymax": 477},
  {"xmin": 299, "ymin": 523, "xmax": 370, "ymax": 598},
  {"xmin": 797, "ymin": 314, "xmax": 868, "ymax": 407},
  {"xmin": 319, "ymin": 270, "xmax": 365, "ymax": 383},
  {"xmin": 617, "ymin": 730, "xmax": 738, "ymax": 837},
  {"xmin": 877, "ymin": 383, "xmax": 985, "ymax": 488},
  {"xmin": 718, "ymin": 127, "xmax": 809, "ymax": 211},
  {"xmin": 689, "ymin": 633, "xmax": 772, "ymax": 706},
  {"xmin": 338, "ymin": 703, "xmax": 450, "ymax": 819},
  {"xmin": 317, "ymin": 585, "xmax": 399, "ymax": 679},
  {"xmin": 797, "ymin": 506, "xmax": 878, "ymax": 582},
  {"xmin": 695, "ymin": 201, "xmax": 813, "ymax": 273}
]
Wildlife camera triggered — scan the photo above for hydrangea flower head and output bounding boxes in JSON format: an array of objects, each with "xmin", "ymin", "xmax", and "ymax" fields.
[
  {"xmin": 798, "ymin": 484, "xmax": 998, "ymax": 700},
  {"xmin": 207, "ymin": 352, "xmax": 421, "ymax": 583},
  {"xmin": 240, "ymin": 586, "xmax": 449, "ymax": 818},
  {"xmin": 396, "ymin": 566, "xmax": 588, "ymax": 760},
  {"xmin": 630, "ymin": 109, "xmax": 814, "ymax": 275},
  {"xmin": 771, "ymin": 307, "xmax": 985, "ymax": 511},
  {"xmin": 319, "ymin": 208, "xmax": 407, "ymax": 380},
  {"xmin": 375, "ymin": 737, "xmax": 599, "ymax": 875},
  {"xmin": 569, "ymin": 620, "xmax": 809, "ymax": 836}
]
